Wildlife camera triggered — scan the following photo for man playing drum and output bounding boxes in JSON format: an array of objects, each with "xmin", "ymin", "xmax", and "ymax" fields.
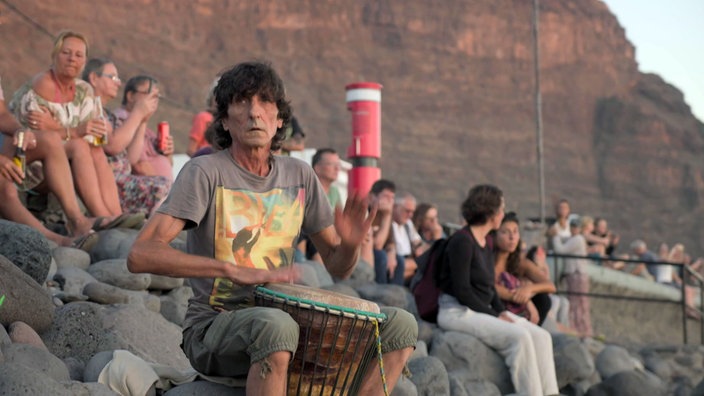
[{"xmin": 128, "ymin": 61, "xmax": 417, "ymax": 395}]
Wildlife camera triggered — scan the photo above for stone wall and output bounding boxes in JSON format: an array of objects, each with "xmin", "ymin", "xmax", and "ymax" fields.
[{"xmin": 549, "ymin": 259, "xmax": 703, "ymax": 346}]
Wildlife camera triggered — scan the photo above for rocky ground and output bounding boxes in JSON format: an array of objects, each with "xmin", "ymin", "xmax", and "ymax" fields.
[{"xmin": 1, "ymin": 218, "xmax": 704, "ymax": 395}]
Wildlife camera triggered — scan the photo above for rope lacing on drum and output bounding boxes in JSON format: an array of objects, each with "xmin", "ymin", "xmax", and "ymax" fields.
[{"xmin": 373, "ymin": 319, "xmax": 389, "ymax": 396}]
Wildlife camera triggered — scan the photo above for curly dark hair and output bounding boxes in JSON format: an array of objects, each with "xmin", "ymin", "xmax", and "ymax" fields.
[
  {"xmin": 211, "ymin": 61, "xmax": 292, "ymax": 151},
  {"xmin": 461, "ymin": 184, "xmax": 503, "ymax": 226}
]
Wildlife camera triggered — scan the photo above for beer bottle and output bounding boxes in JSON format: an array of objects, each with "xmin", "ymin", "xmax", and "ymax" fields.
[
  {"xmin": 12, "ymin": 130, "xmax": 27, "ymax": 191},
  {"xmin": 85, "ymin": 96, "xmax": 108, "ymax": 146}
]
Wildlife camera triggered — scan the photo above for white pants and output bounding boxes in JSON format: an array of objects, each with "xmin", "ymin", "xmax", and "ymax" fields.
[
  {"xmin": 438, "ymin": 294, "xmax": 559, "ymax": 396},
  {"xmin": 549, "ymin": 294, "xmax": 570, "ymax": 326}
]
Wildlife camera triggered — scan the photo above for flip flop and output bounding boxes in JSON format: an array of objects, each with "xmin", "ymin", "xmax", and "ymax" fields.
[
  {"xmin": 71, "ymin": 232, "xmax": 99, "ymax": 252},
  {"xmin": 92, "ymin": 213, "xmax": 146, "ymax": 231}
]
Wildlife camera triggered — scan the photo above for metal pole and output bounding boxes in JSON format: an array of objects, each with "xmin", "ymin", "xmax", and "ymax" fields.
[
  {"xmin": 682, "ymin": 268, "xmax": 688, "ymax": 343},
  {"xmin": 532, "ymin": 0, "xmax": 546, "ymax": 224}
]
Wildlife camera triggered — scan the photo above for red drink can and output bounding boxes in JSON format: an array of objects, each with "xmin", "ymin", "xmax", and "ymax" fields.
[{"xmin": 157, "ymin": 121, "xmax": 170, "ymax": 154}]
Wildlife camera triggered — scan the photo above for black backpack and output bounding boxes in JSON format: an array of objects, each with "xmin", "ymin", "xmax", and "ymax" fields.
[{"xmin": 409, "ymin": 230, "xmax": 470, "ymax": 322}]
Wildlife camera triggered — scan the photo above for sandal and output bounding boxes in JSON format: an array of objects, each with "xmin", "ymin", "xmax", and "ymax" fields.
[
  {"xmin": 71, "ymin": 232, "xmax": 99, "ymax": 252},
  {"xmin": 92, "ymin": 213, "xmax": 145, "ymax": 231}
]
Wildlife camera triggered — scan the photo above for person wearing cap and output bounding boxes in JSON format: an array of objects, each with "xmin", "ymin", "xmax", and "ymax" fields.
[{"xmin": 549, "ymin": 216, "xmax": 593, "ymax": 337}]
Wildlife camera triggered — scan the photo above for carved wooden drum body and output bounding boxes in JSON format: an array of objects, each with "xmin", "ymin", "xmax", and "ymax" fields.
[{"xmin": 254, "ymin": 283, "xmax": 386, "ymax": 396}]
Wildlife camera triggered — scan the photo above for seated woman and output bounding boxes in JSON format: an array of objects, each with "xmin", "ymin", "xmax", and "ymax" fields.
[
  {"xmin": 412, "ymin": 202, "xmax": 445, "ymax": 245},
  {"xmin": 591, "ymin": 217, "xmax": 619, "ymax": 256},
  {"xmin": 492, "ymin": 212, "xmax": 556, "ymax": 326},
  {"xmin": 114, "ymin": 76, "xmax": 173, "ymax": 180},
  {"xmin": 10, "ymin": 31, "xmax": 128, "ymax": 223},
  {"xmin": 0, "ymin": 84, "xmax": 96, "ymax": 249},
  {"xmin": 436, "ymin": 184, "xmax": 558, "ymax": 396},
  {"xmin": 83, "ymin": 58, "xmax": 171, "ymax": 217}
]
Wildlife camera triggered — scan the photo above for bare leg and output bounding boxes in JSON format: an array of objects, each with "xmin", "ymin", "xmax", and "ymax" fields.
[
  {"xmin": 358, "ymin": 347, "xmax": 413, "ymax": 396},
  {"xmin": 27, "ymin": 132, "xmax": 93, "ymax": 235},
  {"xmin": 246, "ymin": 351, "xmax": 290, "ymax": 396},
  {"xmin": 90, "ymin": 146, "xmax": 122, "ymax": 215},
  {"xmin": 0, "ymin": 177, "xmax": 72, "ymax": 246},
  {"xmin": 64, "ymin": 139, "xmax": 114, "ymax": 217}
]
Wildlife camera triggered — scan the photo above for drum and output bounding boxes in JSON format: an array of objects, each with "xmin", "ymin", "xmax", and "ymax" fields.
[{"xmin": 254, "ymin": 283, "xmax": 386, "ymax": 396}]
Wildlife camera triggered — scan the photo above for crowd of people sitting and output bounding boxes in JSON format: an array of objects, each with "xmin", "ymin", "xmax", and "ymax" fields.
[
  {"xmin": 0, "ymin": 30, "xmax": 223, "ymax": 248},
  {"xmin": 294, "ymin": 163, "xmax": 702, "ymax": 393}
]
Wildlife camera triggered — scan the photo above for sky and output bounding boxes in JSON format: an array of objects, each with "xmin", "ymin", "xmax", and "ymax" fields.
[{"xmin": 602, "ymin": 0, "xmax": 704, "ymax": 122}]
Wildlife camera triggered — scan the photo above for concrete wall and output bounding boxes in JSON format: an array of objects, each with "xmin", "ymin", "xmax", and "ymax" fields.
[{"xmin": 550, "ymin": 260, "xmax": 703, "ymax": 346}]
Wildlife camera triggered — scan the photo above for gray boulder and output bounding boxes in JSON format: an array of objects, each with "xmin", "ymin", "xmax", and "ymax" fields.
[
  {"xmin": 448, "ymin": 374, "xmax": 502, "ymax": 396},
  {"xmin": 0, "ymin": 220, "xmax": 52, "ymax": 285},
  {"xmin": 1, "ymin": 343, "xmax": 70, "ymax": 382},
  {"xmin": 411, "ymin": 340, "xmax": 428, "ymax": 361},
  {"xmin": 356, "ymin": 283, "xmax": 414, "ymax": 313},
  {"xmin": 52, "ymin": 246, "xmax": 91, "ymax": 270},
  {"xmin": 42, "ymin": 302, "xmax": 190, "ymax": 370},
  {"xmin": 642, "ymin": 352, "xmax": 672, "ymax": 381},
  {"xmin": 392, "ymin": 375, "xmax": 419, "ymax": 396},
  {"xmin": 149, "ymin": 274, "xmax": 184, "ymax": 290},
  {"xmin": 595, "ymin": 345, "xmax": 640, "ymax": 380},
  {"xmin": 416, "ymin": 320, "xmax": 435, "ymax": 345},
  {"xmin": 0, "ymin": 255, "xmax": 55, "ymax": 333},
  {"xmin": 83, "ymin": 281, "xmax": 161, "ymax": 312},
  {"xmin": 63, "ymin": 356, "xmax": 85, "ymax": 381},
  {"xmin": 83, "ymin": 350, "xmax": 114, "ymax": 382},
  {"xmin": 586, "ymin": 369, "xmax": 667, "ymax": 396},
  {"xmin": 47, "ymin": 257, "xmax": 57, "ymax": 283},
  {"xmin": 53, "ymin": 266, "xmax": 98, "ymax": 296},
  {"xmin": 0, "ymin": 325, "xmax": 10, "ymax": 349},
  {"xmin": 87, "ymin": 258, "xmax": 151, "ymax": 291},
  {"xmin": 0, "ymin": 363, "xmax": 72, "ymax": 396},
  {"xmin": 430, "ymin": 330, "xmax": 513, "ymax": 394},
  {"xmin": 90, "ymin": 228, "xmax": 139, "ymax": 262},
  {"xmin": 692, "ymin": 377, "xmax": 704, "ymax": 396},
  {"xmin": 65, "ymin": 381, "xmax": 119, "ymax": 396},
  {"xmin": 448, "ymin": 374, "xmax": 469, "ymax": 396},
  {"xmin": 407, "ymin": 355, "xmax": 449, "ymax": 396},
  {"xmin": 160, "ymin": 286, "xmax": 194, "ymax": 326},
  {"xmin": 553, "ymin": 333, "xmax": 596, "ymax": 387},
  {"xmin": 164, "ymin": 381, "xmax": 245, "ymax": 396}
]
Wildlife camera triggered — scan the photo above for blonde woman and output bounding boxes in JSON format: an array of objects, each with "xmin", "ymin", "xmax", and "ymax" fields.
[{"xmin": 10, "ymin": 30, "xmax": 141, "ymax": 229}]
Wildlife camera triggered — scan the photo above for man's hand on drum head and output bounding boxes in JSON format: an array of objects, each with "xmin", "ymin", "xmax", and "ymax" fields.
[
  {"xmin": 228, "ymin": 264, "xmax": 301, "ymax": 285},
  {"xmin": 335, "ymin": 191, "xmax": 377, "ymax": 250}
]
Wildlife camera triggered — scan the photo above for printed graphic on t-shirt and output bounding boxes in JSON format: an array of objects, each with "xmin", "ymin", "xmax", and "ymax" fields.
[{"xmin": 210, "ymin": 185, "xmax": 305, "ymax": 309}]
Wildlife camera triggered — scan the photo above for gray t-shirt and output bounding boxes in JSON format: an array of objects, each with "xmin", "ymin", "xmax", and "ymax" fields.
[{"xmin": 158, "ymin": 150, "xmax": 333, "ymax": 329}]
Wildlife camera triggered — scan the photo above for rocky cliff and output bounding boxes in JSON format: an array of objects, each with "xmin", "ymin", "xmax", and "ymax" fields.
[{"xmin": 0, "ymin": 0, "xmax": 702, "ymax": 255}]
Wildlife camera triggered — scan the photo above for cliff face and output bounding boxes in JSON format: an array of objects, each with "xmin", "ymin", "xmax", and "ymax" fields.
[{"xmin": 0, "ymin": 0, "xmax": 702, "ymax": 255}]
